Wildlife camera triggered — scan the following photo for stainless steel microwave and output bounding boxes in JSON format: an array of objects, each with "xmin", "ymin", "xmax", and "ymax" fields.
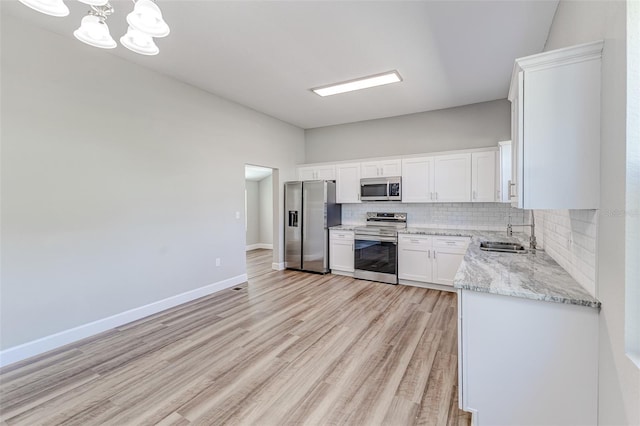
[{"xmin": 360, "ymin": 177, "xmax": 401, "ymax": 201}]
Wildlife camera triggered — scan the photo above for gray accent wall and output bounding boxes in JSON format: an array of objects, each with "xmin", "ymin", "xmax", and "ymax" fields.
[
  {"xmin": 0, "ymin": 14, "xmax": 304, "ymax": 350},
  {"xmin": 542, "ymin": 1, "xmax": 639, "ymax": 425},
  {"xmin": 304, "ymin": 99, "xmax": 510, "ymax": 163}
]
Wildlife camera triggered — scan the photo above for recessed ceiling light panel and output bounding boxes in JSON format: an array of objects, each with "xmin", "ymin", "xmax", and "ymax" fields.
[{"xmin": 311, "ymin": 70, "xmax": 402, "ymax": 97}]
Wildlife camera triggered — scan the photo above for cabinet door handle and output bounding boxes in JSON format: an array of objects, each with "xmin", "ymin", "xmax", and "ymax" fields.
[
  {"xmin": 435, "ymin": 192, "xmax": 438, "ymax": 200},
  {"xmin": 427, "ymin": 249, "xmax": 430, "ymax": 259},
  {"xmin": 434, "ymin": 251, "xmax": 437, "ymax": 259},
  {"xmin": 473, "ymin": 190, "xmax": 477, "ymax": 200}
]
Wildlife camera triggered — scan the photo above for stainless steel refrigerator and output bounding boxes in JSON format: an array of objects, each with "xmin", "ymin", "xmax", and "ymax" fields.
[{"xmin": 284, "ymin": 180, "xmax": 341, "ymax": 273}]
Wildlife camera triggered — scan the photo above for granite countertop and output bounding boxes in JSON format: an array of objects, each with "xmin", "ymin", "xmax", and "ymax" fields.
[
  {"xmin": 453, "ymin": 231, "xmax": 601, "ymax": 309},
  {"xmin": 399, "ymin": 227, "xmax": 475, "ymax": 237}
]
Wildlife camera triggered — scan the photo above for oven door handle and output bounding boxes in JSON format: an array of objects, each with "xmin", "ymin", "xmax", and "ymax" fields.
[{"xmin": 355, "ymin": 235, "xmax": 398, "ymax": 243}]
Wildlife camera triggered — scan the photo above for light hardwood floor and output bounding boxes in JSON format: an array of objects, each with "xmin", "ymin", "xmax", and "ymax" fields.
[
  {"xmin": 246, "ymin": 249, "xmax": 274, "ymax": 279},
  {"xmin": 0, "ymin": 251, "xmax": 470, "ymax": 426}
]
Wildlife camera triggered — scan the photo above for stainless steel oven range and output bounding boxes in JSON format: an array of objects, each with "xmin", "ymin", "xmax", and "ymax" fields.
[{"xmin": 354, "ymin": 212, "xmax": 407, "ymax": 285}]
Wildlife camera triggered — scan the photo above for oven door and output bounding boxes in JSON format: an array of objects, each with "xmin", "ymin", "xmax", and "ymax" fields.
[{"xmin": 354, "ymin": 234, "xmax": 398, "ymax": 284}]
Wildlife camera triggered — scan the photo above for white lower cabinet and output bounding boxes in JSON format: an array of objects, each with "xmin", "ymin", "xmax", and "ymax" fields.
[
  {"xmin": 432, "ymin": 249, "xmax": 466, "ymax": 286},
  {"xmin": 398, "ymin": 234, "xmax": 469, "ymax": 288},
  {"xmin": 329, "ymin": 230, "xmax": 354, "ymax": 275},
  {"xmin": 398, "ymin": 235, "xmax": 433, "ymax": 282},
  {"xmin": 458, "ymin": 290, "xmax": 598, "ymax": 426}
]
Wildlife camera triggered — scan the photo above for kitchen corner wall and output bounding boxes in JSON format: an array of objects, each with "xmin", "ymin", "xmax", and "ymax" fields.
[
  {"xmin": 342, "ymin": 202, "xmax": 527, "ymax": 231},
  {"xmin": 534, "ymin": 210, "xmax": 597, "ymax": 296}
]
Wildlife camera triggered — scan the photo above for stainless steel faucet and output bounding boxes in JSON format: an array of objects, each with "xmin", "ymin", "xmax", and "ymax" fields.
[{"xmin": 507, "ymin": 210, "xmax": 537, "ymax": 250}]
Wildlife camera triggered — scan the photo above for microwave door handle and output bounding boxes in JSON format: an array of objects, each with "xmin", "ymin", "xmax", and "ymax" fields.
[{"xmin": 386, "ymin": 181, "xmax": 390, "ymax": 201}]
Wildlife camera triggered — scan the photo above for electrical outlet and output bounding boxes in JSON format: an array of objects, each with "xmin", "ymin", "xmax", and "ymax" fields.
[{"xmin": 216, "ymin": 258, "xmax": 221, "ymax": 267}]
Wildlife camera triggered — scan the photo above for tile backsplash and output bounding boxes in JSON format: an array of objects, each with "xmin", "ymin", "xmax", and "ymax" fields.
[
  {"xmin": 534, "ymin": 210, "xmax": 597, "ymax": 296},
  {"xmin": 341, "ymin": 202, "xmax": 529, "ymax": 231}
]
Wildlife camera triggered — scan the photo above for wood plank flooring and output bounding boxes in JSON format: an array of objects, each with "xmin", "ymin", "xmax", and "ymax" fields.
[
  {"xmin": 246, "ymin": 249, "xmax": 274, "ymax": 279},
  {"xmin": 0, "ymin": 251, "xmax": 471, "ymax": 426}
]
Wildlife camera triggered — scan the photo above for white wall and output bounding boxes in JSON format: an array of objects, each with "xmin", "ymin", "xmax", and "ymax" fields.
[
  {"xmin": 259, "ymin": 175, "xmax": 273, "ymax": 245},
  {"xmin": 543, "ymin": 1, "xmax": 640, "ymax": 424},
  {"xmin": 245, "ymin": 181, "xmax": 260, "ymax": 246},
  {"xmin": 0, "ymin": 14, "xmax": 305, "ymax": 352},
  {"xmin": 625, "ymin": 0, "xmax": 640, "ymax": 369},
  {"xmin": 304, "ymin": 99, "xmax": 510, "ymax": 163}
]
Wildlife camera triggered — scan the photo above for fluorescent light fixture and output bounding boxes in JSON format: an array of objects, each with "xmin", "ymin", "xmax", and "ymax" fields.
[{"xmin": 311, "ymin": 70, "xmax": 402, "ymax": 97}]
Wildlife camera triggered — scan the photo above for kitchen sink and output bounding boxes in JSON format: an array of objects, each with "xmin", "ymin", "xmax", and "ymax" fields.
[{"xmin": 479, "ymin": 241, "xmax": 528, "ymax": 254}]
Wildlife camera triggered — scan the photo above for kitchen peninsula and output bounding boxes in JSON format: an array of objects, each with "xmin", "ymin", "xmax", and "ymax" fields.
[{"xmin": 454, "ymin": 233, "xmax": 600, "ymax": 426}]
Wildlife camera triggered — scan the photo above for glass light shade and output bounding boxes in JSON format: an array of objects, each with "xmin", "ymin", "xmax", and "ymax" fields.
[
  {"xmin": 77, "ymin": 0, "xmax": 109, "ymax": 6},
  {"xmin": 18, "ymin": 0, "xmax": 69, "ymax": 17},
  {"xmin": 126, "ymin": 0, "xmax": 170, "ymax": 38},
  {"xmin": 73, "ymin": 15, "xmax": 117, "ymax": 49},
  {"xmin": 120, "ymin": 27, "xmax": 159, "ymax": 55}
]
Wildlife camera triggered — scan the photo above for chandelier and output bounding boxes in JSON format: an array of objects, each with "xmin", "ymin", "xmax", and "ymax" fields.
[{"xmin": 18, "ymin": 0, "xmax": 170, "ymax": 56}]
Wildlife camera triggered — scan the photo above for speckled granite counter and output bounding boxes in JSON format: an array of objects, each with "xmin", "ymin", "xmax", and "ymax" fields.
[
  {"xmin": 453, "ymin": 230, "xmax": 600, "ymax": 309},
  {"xmin": 399, "ymin": 227, "xmax": 475, "ymax": 237}
]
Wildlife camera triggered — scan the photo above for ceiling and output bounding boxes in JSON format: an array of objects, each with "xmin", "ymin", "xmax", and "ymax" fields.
[
  {"xmin": 3, "ymin": 0, "xmax": 559, "ymax": 129},
  {"xmin": 245, "ymin": 165, "xmax": 273, "ymax": 182}
]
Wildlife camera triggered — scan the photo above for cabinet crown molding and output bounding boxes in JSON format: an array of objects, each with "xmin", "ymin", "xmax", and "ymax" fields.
[{"xmin": 508, "ymin": 40, "xmax": 604, "ymax": 101}]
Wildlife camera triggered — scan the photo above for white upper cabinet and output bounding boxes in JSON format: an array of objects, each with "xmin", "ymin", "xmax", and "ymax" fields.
[
  {"xmin": 471, "ymin": 151, "xmax": 497, "ymax": 202},
  {"xmin": 360, "ymin": 159, "xmax": 402, "ymax": 178},
  {"xmin": 297, "ymin": 165, "xmax": 335, "ymax": 181},
  {"xmin": 402, "ymin": 157, "xmax": 435, "ymax": 203},
  {"xmin": 433, "ymin": 153, "xmax": 472, "ymax": 202},
  {"xmin": 508, "ymin": 40, "xmax": 603, "ymax": 209},
  {"xmin": 497, "ymin": 141, "xmax": 512, "ymax": 203},
  {"xmin": 335, "ymin": 163, "xmax": 361, "ymax": 203}
]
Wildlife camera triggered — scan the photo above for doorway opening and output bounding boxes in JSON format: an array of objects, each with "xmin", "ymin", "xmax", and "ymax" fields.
[{"xmin": 244, "ymin": 164, "xmax": 277, "ymax": 279}]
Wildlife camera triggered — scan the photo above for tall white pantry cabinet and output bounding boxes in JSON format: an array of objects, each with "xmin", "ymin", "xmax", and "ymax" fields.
[{"xmin": 508, "ymin": 40, "xmax": 603, "ymax": 209}]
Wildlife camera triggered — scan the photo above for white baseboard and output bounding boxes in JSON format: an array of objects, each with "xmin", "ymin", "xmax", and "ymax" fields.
[
  {"xmin": 246, "ymin": 243, "xmax": 273, "ymax": 251},
  {"xmin": 272, "ymin": 262, "xmax": 285, "ymax": 271},
  {"xmin": 0, "ymin": 274, "xmax": 247, "ymax": 368}
]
